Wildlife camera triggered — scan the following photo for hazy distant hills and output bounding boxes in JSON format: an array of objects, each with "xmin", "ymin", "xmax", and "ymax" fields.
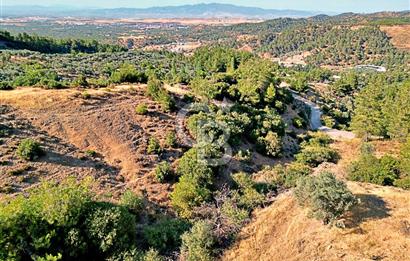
[{"xmin": 2, "ymin": 3, "xmax": 323, "ymax": 19}]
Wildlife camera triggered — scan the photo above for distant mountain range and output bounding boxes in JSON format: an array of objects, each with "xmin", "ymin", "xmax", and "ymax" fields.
[{"xmin": 2, "ymin": 3, "xmax": 326, "ymax": 19}]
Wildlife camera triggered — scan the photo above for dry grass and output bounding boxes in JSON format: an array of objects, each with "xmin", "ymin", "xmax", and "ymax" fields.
[
  {"xmin": 223, "ymin": 138, "xmax": 410, "ymax": 261},
  {"xmin": 380, "ymin": 25, "xmax": 410, "ymax": 51},
  {"xmin": 223, "ymin": 182, "xmax": 410, "ymax": 261},
  {"xmin": 0, "ymin": 85, "xmax": 183, "ymax": 205}
]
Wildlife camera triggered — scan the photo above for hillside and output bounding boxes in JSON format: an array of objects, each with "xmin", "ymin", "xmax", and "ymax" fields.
[
  {"xmin": 223, "ymin": 138, "xmax": 410, "ymax": 261},
  {"xmin": 0, "ymin": 85, "xmax": 182, "ymax": 205},
  {"xmin": 222, "ymin": 182, "xmax": 410, "ymax": 261}
]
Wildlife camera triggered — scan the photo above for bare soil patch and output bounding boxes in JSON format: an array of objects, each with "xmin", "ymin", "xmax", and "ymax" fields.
[{"xmin": 0, "ymin": 85, "xmax": 183, "ymax": 205}]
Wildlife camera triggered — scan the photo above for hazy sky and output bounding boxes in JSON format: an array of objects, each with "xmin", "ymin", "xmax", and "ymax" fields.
[{"xmin": 3, "ymin": 0, "xmax": 409, "ymax": 13}]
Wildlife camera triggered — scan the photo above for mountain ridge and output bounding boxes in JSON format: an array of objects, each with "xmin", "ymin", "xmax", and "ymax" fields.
[{"xmin": 2, "ymin": 3, "xmax": 325, "ymax": 19}]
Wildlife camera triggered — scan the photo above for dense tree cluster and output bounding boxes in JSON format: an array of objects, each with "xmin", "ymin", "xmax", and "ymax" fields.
[
  {"xmin": 0, "ymin": 31, "xmax": 126, "ymax": 54},
  {"xmin": 348, "ymin": 141, "xmax": 410, "ymax": 189},
  {"xmin": 351, "ymin": 79, "xmax": 410, "ymax": 139}
]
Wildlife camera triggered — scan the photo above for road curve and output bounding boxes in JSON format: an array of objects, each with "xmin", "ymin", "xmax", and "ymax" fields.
[{"xmin": 291, "ymin": 91, "xmax": 356, "ymax": 140}]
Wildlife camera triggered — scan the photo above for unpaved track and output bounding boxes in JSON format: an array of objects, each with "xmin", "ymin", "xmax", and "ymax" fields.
[{"xmin": 291, "ymin": 92, "xmax": 356, "ymax": 140}]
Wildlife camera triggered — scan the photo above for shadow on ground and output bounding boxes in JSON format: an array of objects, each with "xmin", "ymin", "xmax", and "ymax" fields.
[{"xmin": 344, "ymin": 194, "xmax": 391, "ymax": 228}]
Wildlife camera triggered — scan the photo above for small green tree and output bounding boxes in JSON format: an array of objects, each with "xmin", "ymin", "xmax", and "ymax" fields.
[
  {"xmin": 180, "ymin": 221, "xmax": 215, "ymax": 261},
  {"xmin": 294, "ymin": 172, "xmax": 357, "ymax": 225},
  {"xmin": 135, "ymin": 104, "xmax": 148, "ymax": 115},
  {"xmin": 16, "ymin": 139, "xmax": 44, "ymax": 161},
  {"xmin": 154, "ymin": 162, "xmax": 172, "ymax": 183},
  {"xmin": 147, "ymin": 137, "xmax": 161, "ymax": 154},
  {"xmin": 165, "ymin": 131, "xmax": 177, "ymax": 148}
]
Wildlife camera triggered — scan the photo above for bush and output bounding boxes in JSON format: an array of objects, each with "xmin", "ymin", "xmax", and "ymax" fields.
[
  {"xmin": 146, "ymin": 77, "xmax": 175, "ymax": 112},
  {"xmin": 256, "ymin": 131, "xmax": 282, "ymax": 157},
  {"xmin": 72, "ymin": 74, "xmax": 88, "ymax": 87},
  {"xmin": 135, "ymin": 104, "xmax": 148, "ymax": 115},
  {"xmin": 171, "ymin": 173, "xmax": 212, "ymax": 218},
  {"xmin": 84, "ymin": 202, "xmax": 137, "ymax": 255},
  {"xmin": 143, "ymin": 249, "xmax": 164, "ymax": 261},
  {"xmin": 294, "ymin": 172, "xmax": 358, "ymax": 225},
  {"xmin": 154, "ymin": 161, "xmax": 172, "ymax": 183},
  {"xmin": 147, "ymin": 137, "xmax": 161, "ymax": 154},
  {"xmin": 0, "ymin": 81, "xmax": 13, "ymax": 90},
  {"xmin": 295, "ymin": 134, "xmax": 338, "ymax": 167},
  {"xmin": 348, "ymin": 153, "xmax": 400, "ymax": 186},
  {"xmin": 180, "ymin": 221, "xmax": 215, "ymax": 261},
  {"xmin": 165, "ymin": 131, "xmax": 177, "ymax": 148},
  {"xmin": 292, "ymin": 117, "xmax": 307, "ymax": 129},
  {"xmin": 232, "ymin": 172, "xmax": 265, "ymax": 210},
  {"xmin": 16, "ymin": 139, "xmax": 44, "ymax": 161},
  {"xmin": 270, "ymin": 163, "xmax": 312, "ymax": 188},
  {"xmin": 321, "ymin": 115, "xmax": 336, "ymax": 128},
  {"xmin": 296, "ymin": 146, "xmax": 339, "ymax": 167},
  {"xmin": 110, "ymin": 63, "xmax": 147, "ymax": 84},
  {"xmin": 120, "ymin": 190, "xmax": 144, "ymax": 214},
  {"xmin": 0, "ymin": 180, "xmax": 93, "ymax": 260},
  {"xmin": 85, "ymin": 150, "xmax": 97, "ymax": 157},
  {"xmin": 400, "ymin": 137, "xmax": 410, "ymax": 175},
  {"xmin": 394, "ymin": 177, "xmax": 410, "ymax": 190},
  {"xmin": 143, "ymin": 218, "xmax": 190, "ymax": 253}
]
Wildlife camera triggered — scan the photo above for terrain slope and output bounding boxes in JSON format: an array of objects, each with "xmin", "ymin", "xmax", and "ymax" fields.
[{"xmin": 0, "ymin": 85, "xmax": 182, "ymax": 204}]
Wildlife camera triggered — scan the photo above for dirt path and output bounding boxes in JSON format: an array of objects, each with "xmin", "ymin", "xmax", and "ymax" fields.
[{"xmin": 291, "ymin": 91, "xmax": 356, "ymax": 140}]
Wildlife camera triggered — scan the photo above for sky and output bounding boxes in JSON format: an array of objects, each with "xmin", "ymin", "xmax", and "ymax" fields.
[{"xmin": 2, "ymin": 0, "xmax": 409, "ymax": 13}]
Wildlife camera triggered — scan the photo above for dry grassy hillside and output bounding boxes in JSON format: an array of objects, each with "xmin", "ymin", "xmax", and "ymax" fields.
[
  {"xmin": 223, "ymin": 138, "xmax": 410, "ymax": 261},
  {"xmin": 0, "ymin": 85, "xmax": 183, "ymax": 205},
  {"xmin": 381, "ymin": 25, "xmax": 410, "ymax": 51}
]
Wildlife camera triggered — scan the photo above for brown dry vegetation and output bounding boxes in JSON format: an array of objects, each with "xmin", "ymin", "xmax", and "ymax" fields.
[
  {"xmin": 0, "ymin": 85, "xmax": 183, "ymax": 205},
  {"xmin": 381, "ymin": 25, "xmax": 410, "ymax": 51},
  {"xmin": 222, "ymin": 138, "xmax": 410, "ymax": 261},
  {"xmin": 223, "ymin": 183, "xmax": 410, "ymax": 261}
]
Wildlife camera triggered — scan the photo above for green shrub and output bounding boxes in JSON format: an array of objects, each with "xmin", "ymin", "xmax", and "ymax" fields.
[
  {"xmin": 0, "ymin": 81, "xmax": 13, "ymax": 90},
  {"xmin": 16, "ymin": 139, "xmax": 44, "ymax": 161},
  {"xmin": 84, "ymin": 202, "xmax": 137, "ymax": 255},
  {"xmin": 294, "ymin": 172, "xmax": 358, "ymax": 225},
  {"xmin": 292, "ymin": 117, "xmax": 307, "ymax": 129},
  {"xmin": 271, "ymin": 162, "xmax": 312, "ymax": 188},
  {"xmin": 72, "ymin": 74, "xmax": 88, "ymax": 87},
  {"xmin": 0, "ymin": 180, "xmax": 92, "ymax": 260},
  {"xmin": 110, "ymin": 63, "xmax": 147, "ymax": 84},
  {"xmin": 296, "ymin": 145, "xmax": 339, "ymax": 167},
  {"xmin": 135, "ymin": 104, "xmax": 148, "ymax": 115},
  {"xmin": 143, "ymin": 249, "xmax": 164, "ymax": 261},
  {"xmin": 232, "ymin": 172, "xmax": 265, "ymax": 210},
  {"xmin": 120, "ymin": 190, "xmax": 144, "ymax": 214},
  {"xmin": 165, "ymin": 131, "xmax": 177, "ymax": 148},
  {"xmin": 146, "ymin": 78, "xmax": 175, "ymax": 112},
  {"xmin": 147, "ymin": 137, "xmax": 161, "ymax": 154},
  {"xmin": 154, "ymin": 161, "xmax": 172, "ymax": 183},
  {"xmin": 400, "ymin": 137, "xmax": 410, "ymax": 175},
  {"xmin": 256, "ymin": 131, "xmax": 282, "ymax": 157},
  {"xmin": 82, "ymin": 91, "xmax": 91, "ymax": 99},
  {"xmin": 321, "ymin": 115, "xmax": 336, "ymax": 128},
  {"xmin": 348, "ymin": 153, "xmax": 400, "ymax": 186},
  {"xmin": 180, "ymin": 221, "xmax": 215, "ymax": 261},
  {"xmin": 235, "ymin": 149, "xmax": 252, "ymax": 162},
  {"xmin": 295, "ymin": 134, "xmax": 338, "ymax": 167},
  {"xmin": 394, "ymin": 177, "xmax": 410, "ymax": 190},
  {"xmin": 85, "ymin": 150, "xmax": 97, "ymax": 157},
  {"xmin": 171, "ymin": 173, "xmax": 212, "ymax": 218},
  {"xmin": 143, "ymin": 218, "xmax": 190, "ymax": 253}
]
